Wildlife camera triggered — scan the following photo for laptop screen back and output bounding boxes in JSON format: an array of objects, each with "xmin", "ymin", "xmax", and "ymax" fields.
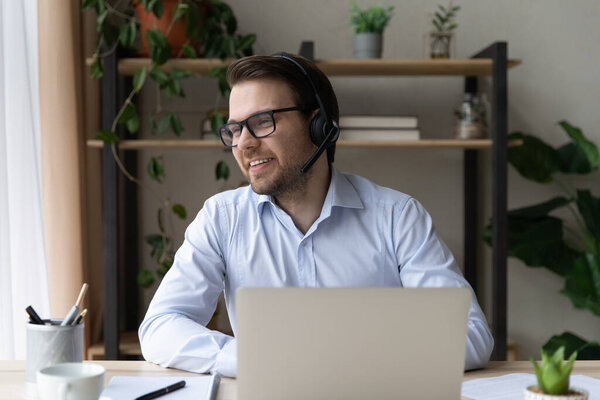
[{"xmin": 237, "ymin": 287, "xmax": 470, "ymax": 400}]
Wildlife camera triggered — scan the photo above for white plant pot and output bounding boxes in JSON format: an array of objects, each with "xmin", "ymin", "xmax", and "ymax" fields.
[
  {"xmin": 353, "ymin": 33, "xmax": 382, "ymax": 58},
  {"xmin": 524, "ymin": 385, "xmax": 588, "ymax": 400}
]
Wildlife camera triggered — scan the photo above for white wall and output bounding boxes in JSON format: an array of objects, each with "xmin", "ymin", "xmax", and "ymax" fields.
[{"xmin": 136, "ymin": 0, "xmax": 600, "ymax": 360}]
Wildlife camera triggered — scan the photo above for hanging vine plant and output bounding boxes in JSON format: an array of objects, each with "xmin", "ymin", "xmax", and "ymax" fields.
[{"xmin": 82, "ymin": 0, "xmax": 256, "ymax": 287}]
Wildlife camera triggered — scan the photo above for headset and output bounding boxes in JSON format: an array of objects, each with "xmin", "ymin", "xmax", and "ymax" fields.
[{"xmin": 271, "ymin": 52, "xmax": 340, "ymax": 174}]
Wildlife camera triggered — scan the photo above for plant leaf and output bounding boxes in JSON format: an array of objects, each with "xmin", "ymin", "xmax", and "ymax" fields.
[
  {"xmin": 157, "ymin": 208, "xmax": 165, "ymax": 233},
  {"xmin": 559, "ymin": 120, "xmax": 600, "ymax": 171},
  {"xmin": 150, "ymin": 67, "xmax": 169, "ymax": 86},
  {"xmin": 169, "ymin": 113, "xmax": 183, "ymax": 136},
  {"xmin": 172, "ymin": 204, "xmax": 187, "ymax": 219},
  {"xmin": 90, "ymin": 58, "xmax": 103, "ymax": 80},
  {"xmin": 557, "ymin": 143, "xmax": 594, "ymax": 174},
  {"xmin": 182, "ymin": 44, "xmax": 197, "ymax": 58},
  {"xmin": 118, "ymin": 103, "xmax": 136, "ymax": 123},
  {"xmin": 561, "ymin": 253, "xmax": 600, "ymax": 316},
  {"xmin": 96, "ymin": 129, "xmax": 119, "ymax": 144},
  {"xmin": 215, "ymin": 160, "xmax": 229, "ymax": 181},
  {"xmin": 172, "ymin": 2, "xmax": 189, "ymax": 22},
  {"xmin": 82, "ymin": 0, "xmax": 98, "ymax": 12},
  {"xmin": 508, "ymin": 132, "xmax": 559, "ymax": 183},
  {"xmin": 137, "ymin": 269, "xmax": 155, "ymax": 288},
  {"xmin": 147, "ymin": 157, "xmax": 165, "ymax": 182},
  {"xmin": 126, "ymin": 112, "xmax": 139, "ymax": 134},
  {"xmin": 96, "ymin": 9, "xmax": 108, "ymax": 32},
  {"xmin": 507, "ymin": 197, "xmax": 570, "ymax": 219},
  {"xmin": 147, "ymin": 29, "xmax": 170, "ymax": 66},
  {"xmin": 119, "ymin": 20, "xmax": 137, "ymax": 48},
  {"xmin": 158, "ymin": 114, "xmax": 171, "ymax": 135},
  {"xmin": 544, "ymin": 332, "xmax": 600, "ymax": 360},
  {"xmin": 133, "ymin": 68, "xmax": 147, "ymax": 93},
  {"xmin": 483, "ymin": 214, "xmax": 581, "ymax": 277},
  {"xmin": 575, "ymin": 190, "xmax": 600, "ymax": 240}
]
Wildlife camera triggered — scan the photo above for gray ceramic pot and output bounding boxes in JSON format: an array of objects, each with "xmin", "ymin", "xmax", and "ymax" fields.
[{"xmin": 353, "ymin": 33, "xmax": 382, "ymax": 58}]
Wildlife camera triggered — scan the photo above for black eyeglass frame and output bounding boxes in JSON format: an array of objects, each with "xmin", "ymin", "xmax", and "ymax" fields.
[{"xmin": 218, "ymin": 106, "xmax": 312, "ymax": 147}]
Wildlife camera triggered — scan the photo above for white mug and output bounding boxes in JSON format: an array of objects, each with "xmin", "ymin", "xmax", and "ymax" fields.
[{"xmin": 36, "ymin": 362, "xmax": 105, "ymax": 400}]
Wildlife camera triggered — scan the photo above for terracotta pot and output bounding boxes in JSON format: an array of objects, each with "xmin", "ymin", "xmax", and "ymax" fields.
[
  {"xmin": 524, "ymin": 385, "xmax": 588, "ymax": 400},
  {"xmin": 135, "ymin": 0, "xmax": 202, "ymax": 57}
]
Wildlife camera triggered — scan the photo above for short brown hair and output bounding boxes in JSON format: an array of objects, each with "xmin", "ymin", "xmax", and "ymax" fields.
[{"xmin": 227, "ymin": 54, "xmax": 339, "ymax": 164}]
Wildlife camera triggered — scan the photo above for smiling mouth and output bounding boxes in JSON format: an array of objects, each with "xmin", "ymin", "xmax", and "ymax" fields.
[{"xmin": 249, "ymin": 158, "xmax": 273, "ymax": 167}]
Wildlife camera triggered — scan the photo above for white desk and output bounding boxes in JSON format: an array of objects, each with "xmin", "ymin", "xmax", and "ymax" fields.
[{"xmin": 2, "ymin": 360, "xmax": 599, "ymax": 399}]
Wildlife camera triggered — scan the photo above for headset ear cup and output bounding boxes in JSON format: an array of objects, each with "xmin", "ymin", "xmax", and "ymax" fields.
[{"xmin": 309, "ymin": 113, "xmax": 328, "ymax": 146}]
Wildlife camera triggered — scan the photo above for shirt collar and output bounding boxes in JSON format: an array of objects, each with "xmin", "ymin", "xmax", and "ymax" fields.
[{"xmin": 255, "ymin": 166, "xmax": 364, "ymax": 214}]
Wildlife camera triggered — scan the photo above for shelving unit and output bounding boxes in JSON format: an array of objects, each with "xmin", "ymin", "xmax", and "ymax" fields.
[
  {"xmin": 92, "ymin": 41, "xmax": 520, "ymax": 362},
  {"xmin": 86, "ymin": 138, "xmax": 522, "ymax": 149}
]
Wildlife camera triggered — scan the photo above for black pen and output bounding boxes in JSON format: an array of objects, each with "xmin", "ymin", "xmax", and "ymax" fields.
[
  {"xmin": 135, "ymin": 380, "xmax": 186, "ymax": 400},
  {"xmin": 25, "ymin": 305, "xmax": 44, "ymax": 325}
]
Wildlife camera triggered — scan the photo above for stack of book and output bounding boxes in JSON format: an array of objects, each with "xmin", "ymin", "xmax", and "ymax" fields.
[{"xmin": 339, "ymin": 115, "xmax": 420, "ymax": 141}]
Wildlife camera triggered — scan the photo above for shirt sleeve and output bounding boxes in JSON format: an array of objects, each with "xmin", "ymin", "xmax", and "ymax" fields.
[
  {"xmin": 394, "ymin": 198, "xmax": 494, "ymax": 370},
  {"xmin": 138, "ymin": 200, "xmax": 238, "ymax": 377}
]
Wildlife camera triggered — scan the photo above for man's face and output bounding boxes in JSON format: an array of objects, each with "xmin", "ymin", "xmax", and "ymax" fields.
[{"xmin": 229, "ymin": 78, "xmax": 317, "ymax": 197}]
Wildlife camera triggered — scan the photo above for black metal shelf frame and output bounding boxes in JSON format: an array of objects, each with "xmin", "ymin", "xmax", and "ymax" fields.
[{"xmin": 100, "ymin": 42, "xmax": 510, "ymax": 360}]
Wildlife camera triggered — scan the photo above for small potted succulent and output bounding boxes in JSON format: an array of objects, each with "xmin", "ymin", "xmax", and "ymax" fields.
[
  {"xmin": 527, "ymin": 347, "xmax": 588, "ymax": 399},
  {"xmin": 428, "ymin": 3, "xmax": 460, "ymax": 58},
  {"xmin": 349, "ymin": 1, "xmax": 394, "ymax": 58}
]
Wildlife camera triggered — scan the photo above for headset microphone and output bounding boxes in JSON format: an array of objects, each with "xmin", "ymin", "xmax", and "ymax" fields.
[{"xmin": 300, "ymin": 120, "xmax": 339, "ymax": 173}]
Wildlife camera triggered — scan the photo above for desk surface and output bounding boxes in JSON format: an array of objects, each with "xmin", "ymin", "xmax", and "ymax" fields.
[{"xmin": 2, "ymin": 360, "xmax": 599, "ymax": 399}]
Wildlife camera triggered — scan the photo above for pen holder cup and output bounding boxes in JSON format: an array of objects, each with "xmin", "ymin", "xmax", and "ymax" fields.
[{"xmin": 25, "ymin": 320, "xmax": 84, "ymax": 399}]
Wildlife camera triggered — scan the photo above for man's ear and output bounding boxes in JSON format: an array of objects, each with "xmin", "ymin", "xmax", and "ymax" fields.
[{"xmin": 309, "ymin": 108, "xmax": 320, "ymax": 121}]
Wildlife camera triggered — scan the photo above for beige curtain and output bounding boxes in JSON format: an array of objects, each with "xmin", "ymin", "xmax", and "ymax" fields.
[{"xmin": 38, "ymin": 0, "xmax": 102, "ymax": 358}]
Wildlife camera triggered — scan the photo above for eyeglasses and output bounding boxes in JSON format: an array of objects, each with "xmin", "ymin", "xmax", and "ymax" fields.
[{"xmin": 218, "ymin": 106, "xmax": 304, "ymax": 147}]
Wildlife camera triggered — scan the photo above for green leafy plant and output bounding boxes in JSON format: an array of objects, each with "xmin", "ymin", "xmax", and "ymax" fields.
[
  {"xmin": 349, "ymin": 2, "xmax": 394, "ymax": 34},
  {"xmin": 484, "ymin": 120, "xmax": 600, "ymax": 356},
  {"xmin": 82, "ymin": 0, "xmax": 255, "ymax": 287},
  {"xmin": 431, "ymin": 3, "xmax": 460, "ymax": 33},
  {"xmin": 530, "ymin": 346, "xmax": 577, "ymax": 395}
]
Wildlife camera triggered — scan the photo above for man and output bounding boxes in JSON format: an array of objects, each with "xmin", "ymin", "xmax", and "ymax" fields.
[{"xmin": 139, "ymin": 53, "xmax": 494, "ymax": 377}]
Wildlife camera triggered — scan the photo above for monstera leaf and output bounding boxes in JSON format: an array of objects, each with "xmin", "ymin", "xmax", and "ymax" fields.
[{"xmin": 543, "ymin": 331, "xmax": 600, "ymax": 360}]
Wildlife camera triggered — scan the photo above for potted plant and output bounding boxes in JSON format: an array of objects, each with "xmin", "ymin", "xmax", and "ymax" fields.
[
  {"xmin": 527, "ymin": 346, "xmax": 588, "ymax": 399},
  {"xmin": 427, "ymin": 3, "xmax": 460, "ymax": 58},
  {"xmin": 82, "ymin": 0, "xmax": 255, "ymax": 287},
  {"xmin": 484, "ymin": 120, "xmax": 600, "ymax": 357},
  {"xmin": 349, "ymin": 1, "xmax": 394, "ymax": 58}
]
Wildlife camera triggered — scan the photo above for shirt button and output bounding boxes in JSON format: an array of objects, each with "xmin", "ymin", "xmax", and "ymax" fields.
[{"xmin": 301, "ymin": 241, "xmax": 306, "ymax": 246}]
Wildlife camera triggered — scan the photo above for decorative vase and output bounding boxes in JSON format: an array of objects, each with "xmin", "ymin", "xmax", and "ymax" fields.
[
  {"xmin": 524, "ymin": 386, "xmax": 589, "ymax": 400},
  {"xmin": 135, "ymin": 0, "xmax": 204, "ymax": 57},
  {"xmin": 353, "ymin": 33, "xmax": 383, "ymax": 59},
  {"xmin": 428, "ymin": 31, "xmax": 454, "ymax": 59}
]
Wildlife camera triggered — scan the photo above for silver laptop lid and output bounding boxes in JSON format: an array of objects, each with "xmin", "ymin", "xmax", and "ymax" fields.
[{"xmin": 237, "ymin": 287, "xmax": 470, "ymax": 400}]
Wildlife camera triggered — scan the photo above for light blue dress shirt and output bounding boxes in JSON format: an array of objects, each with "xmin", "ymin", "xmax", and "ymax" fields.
[{"xmin": 139, "ymin": 167, "xmax": 494, "ymax": 377}]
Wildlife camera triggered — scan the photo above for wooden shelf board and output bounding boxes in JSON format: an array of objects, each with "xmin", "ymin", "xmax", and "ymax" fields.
[
  {"xmin": 87, "ymin": 138, "xmax": 522, "ymax": 150},
  {"xmin": 87, "ymin": 331, "xmax": 141, "ymax": 360},
  {"xmin": 86, "ymin": 58, "xmax": 522, "ymax": 77}
]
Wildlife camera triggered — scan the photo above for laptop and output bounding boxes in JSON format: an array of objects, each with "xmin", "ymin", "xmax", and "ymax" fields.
[{"xmin": 236, "ymin": 287, "xmax": 471, "ymax": 400}]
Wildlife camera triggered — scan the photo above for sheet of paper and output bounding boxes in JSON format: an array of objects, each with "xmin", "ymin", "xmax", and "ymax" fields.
[
  {"xmin": 100, "ymin": 376, "xmax": 214, "ymax": 400},
  {"xmin": 461, "ymin": 373, "xmax": 600, "ymax": 400}
]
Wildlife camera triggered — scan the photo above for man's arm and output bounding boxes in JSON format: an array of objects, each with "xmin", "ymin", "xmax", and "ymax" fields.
[
  {"xmin": 395, "ymin": 198, "xmax": 494, "ymax": 370},
  {"xmin": 139, "ymin": 201, "xmax": 237, "ymax": 377}
]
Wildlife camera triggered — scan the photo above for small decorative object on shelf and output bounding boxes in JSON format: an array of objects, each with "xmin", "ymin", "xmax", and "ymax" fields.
[
  {"xmin": 453, "ymin": 79, "xmax": 487, "ymax": 139},
  {"xmin": 349, "ymin": 1, "xmax": 394, "ymax": 58},
  {"xmin": 426, "ymin": 2, "xmax": 460, "ymax": 59},
  {"xmin": 526, "ymin": 347, "xmax": 588, "ymax": 400}
]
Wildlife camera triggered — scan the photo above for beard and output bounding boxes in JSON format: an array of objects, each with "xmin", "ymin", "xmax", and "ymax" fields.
[{"xmin": 249, "ymin": 155, "xmax": 312, "ymax": 199}]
